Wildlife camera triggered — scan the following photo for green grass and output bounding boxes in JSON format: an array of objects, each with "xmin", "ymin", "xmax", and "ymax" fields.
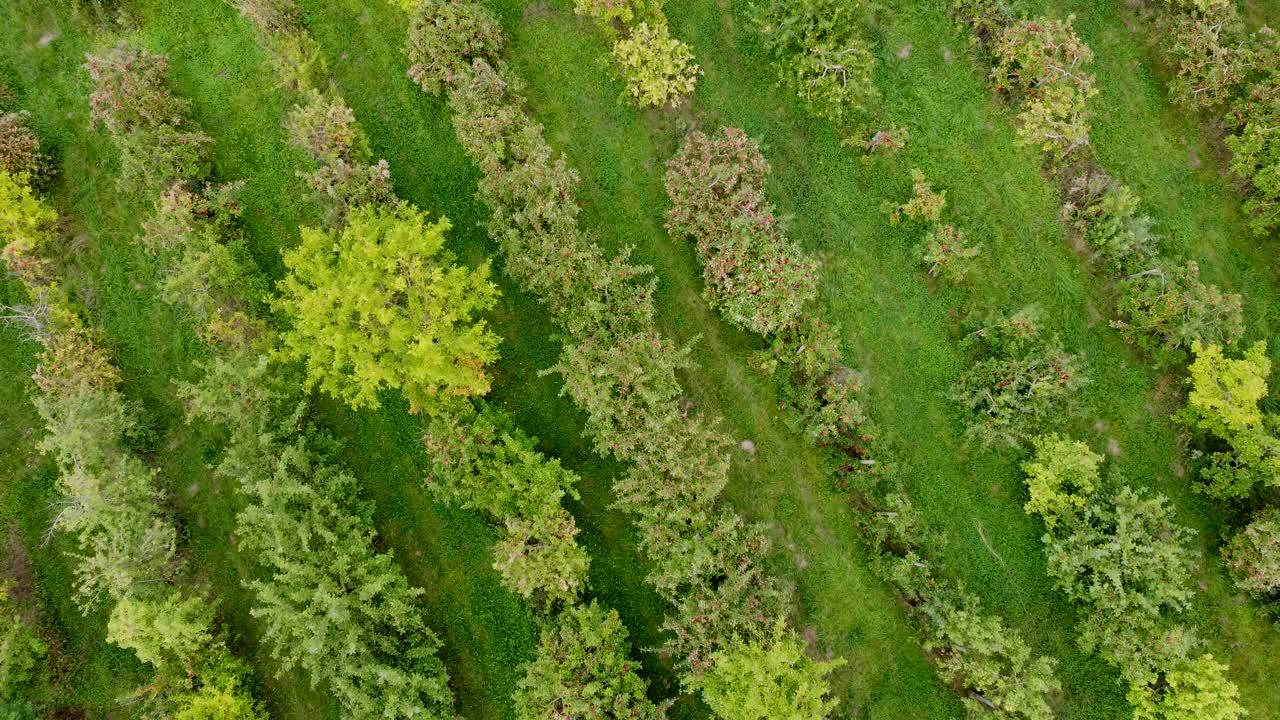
[{"xmin": 4, "ymin": 0, "xmax": 1280, "ymax": 718}]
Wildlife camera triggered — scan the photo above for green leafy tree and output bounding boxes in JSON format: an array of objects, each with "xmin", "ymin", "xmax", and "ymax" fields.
[
  {"xmin": 1225, "ymin": 28, "xmax": 1280, "ymax": 235},
  {"xmin": 611, "ymin": 20, "xmax": 700, "ymax": 108},
  {"xmin": 949, "ymin": 306, "xmax": 1087, "ymax": 447},
  {"xmin": 0, "ymin": 112, "xmax": 45, "ymax": 180},
  {"xmin": 284, "ymin": 92, "xmax": 397, "ymax": 225},
  {"xmin": 0, "ymin": 170, "xmax": 57, "ymax": 287},
  {"xmin": 665, "ymin": 128, "xmax": 818, "ymax": 336},
  {"xmin": 83, "ymin": 44, "xmax": 212, "ymax": 193},
  {"xmin": 574, "ymin": 0, "xmax": 663, "ymax": 30},
  {"xmin": 1113, "ymin": 261, "xmax": 1243, "ymax": 363},
  {"xmin": 692, "ymin": 619, "xmax": 844, "ymax": 720},
  {"xmin": 991, "ymin": 17, "xmax": 1096, "ymax": 159},
  {"xmin": 919, "ymin": 590, "xmax": 1060, "ymax": 720},
  {"xmin": 1176, "ymin": 341, "xmax": 1280, "ymax": 497},
  {"xmin": 749, "ymin": 0, "xmax": 879, "ymax": 127},
  {"xmin": 919, "ymin": 224, "xmax": 982, "ymax": 283},
  {"xmin": 0, "ymin": 587, "xmax": 44, "ymax": 704},
  {"xmin": 1222, "ymin": 508, "xmax": 1280, "ymax": 598},
  {"xmin": 1045, "ymin": 486, "xmax": 1196, "ymax": 682},
  {"xmin": 513, "ymin": 602, "xmax": 664, "ymax": 720},
  {"xmin": 106, "ymin": 592, "xmax": 214, "ymax": 671},
  {"xmin": 888, "ymin": 169, "xmax": 946, "ymax": 225},
  {"xmin": 223, "ymin": 0, "xmax": 302, "ymax": 34},
  {"xmin": 275, "ymin": 204, "xmax": 500, "ymax": 414},
  {"xmin": 423, "ymin": 407, "xmax": 589, "ymax": 611},
  {"xmin": 405, "ymin": 0, "xmax": 505, "ymax": 96},
  {"xmin": 1022, "ymin": 433, "xmax": 1101, "ymax": 528},
  {"xmin": 1130, "ymin": 654, "xmax": 1245, "ymax": 720}
]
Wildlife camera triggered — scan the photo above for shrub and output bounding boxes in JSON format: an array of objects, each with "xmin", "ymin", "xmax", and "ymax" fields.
[
  {"xmin": 85, "ymin": 43, "xmax": 191, "ymax": 136},
  {"xmin": 1113, "ymin": 261, "xmax": 1243, "ymax": 362},
  {"xmin": 951, "ymin": 0, "xmax": 1014, "ymax": 45},
  {"xmin": 692, "ymin": 619, "xmax": 844, "ymax": 720},
  {"xmin": 1129, "ymin": 654, "xmax": 1245, "ymax": 720},
  {"xmin": 224, "ymin": 0, "xmax": 302, "ymax": 34},
  {"xmin": 284, "ymin": 92, "xmax": 398, "ymax": 224},
  {"xmin": 665, "ymin": 128, "xmax": 818, "ymax": 336},
  {"xmin": 1225, "ymin": 29, "xmax": 1280, "ymax": 236},
  {"xmin": 919, "ymin": 590, "xmax": 1061, "ymax": 720},
  {"xmin": 0, "ymin": 112, "xmax": 44, "ymax": 180},
  {"xmin": 106, "ymin": 592, "xmax": 213, "ymax": 671},
  {"xmin": 573, "ymin": 0, "xmax": 662, "ymax": 31},
  {"xmin": 1222, "ymin": 508, "xmax": 1280, "ymax": 598},
  {"xmin": 141, "ymin": 183, "xmax": 266, "ymax": 341},
  {"xmin": 888, "ymin": 169, "xmax": 946, "ymax": 224},
  {"xmin": 493, "ymin": 511, "xmax": 590, "ymax": 612},
  {"xmin": 919, "ymin": 223, "xmax": 982, "ymax": 283},
  {"xmin": 514, "ymin": 602, "xmax": 664, "ymax": 720},
  {"xmin": 274, "ymin": 204, "xmax": 500, "ymax": 414},
  {"xmin": 0, "ymin": 587, "xmax": 44, "ymax": 703},
  {"xmin": 750, "ymin": 0, "xmax": 879, "ymax": 127},
  {"xmin": 405, "ymin": 0, "xmax": 504, "ymax": 96},
  {"xmin": 991, "ymin": 17, "xmax": 1096, "ymax": 159},
  {"xmin": 1045, "ymin": 486, "xmax": 1196, "ymax": 681},
  {"xmin": 949, "ymin": 306, "xmax": 1087, "ymax": 447},
  {"xmin": 1022, "ymin": 433, "xmax": 1101, "ymax": 529},
  {"xmin": 1079, "ymin": 185, "xmax": 1160, "ymax": 274},
  {"xmin": 0, "ymin": 170, "xmax": 57, "ymax": 288},
  {"xmin": 611, "ymin": 21, "xmax": 700, "ymax": 108},
  {"xmin": 84, "ymin": 44, "xmax": 213, "ymax": 193},
  {"xmin": 1160, "ymin": 0, "xmax": 1244, "ymax": 111}
]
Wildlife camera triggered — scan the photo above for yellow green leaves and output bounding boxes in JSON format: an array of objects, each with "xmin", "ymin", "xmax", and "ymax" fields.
[
  {"xmin": 1183, "ymin": 341, "xmax": 1269, "ymax": 437},
  {"xmin": 275, "ymin": 204, "xmax": 500, "ymax": 414},
  {"xmin": 0, "ymin": 170, "xmax": 57, "ymax": 287},
  {"xmin": 1023, "ymin": 433, "xmax": 1101, "ymax": 529}
]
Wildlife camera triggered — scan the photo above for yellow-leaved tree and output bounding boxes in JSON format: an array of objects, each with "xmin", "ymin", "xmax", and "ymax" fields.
[{"xmin": 274, "ymin": 204, "xmax": 499, "ymax": 414}]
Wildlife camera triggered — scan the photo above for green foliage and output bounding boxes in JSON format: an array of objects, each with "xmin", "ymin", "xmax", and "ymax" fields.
[
  {"xmin": 0, "ymin": 112, "xmax": 44, "ymax": 180},
  {"xmin": 1225, "ymin": 29, "xmax": 1280, "ymax": 236},
  {"xmin": 1044, "ymin": 486, "xmax": 1197, "ymax": 683},
  {"xmin": 513, "ymin": 602, "xmax": 664, "ymax": 720},
  {"xmin": 918, "ymin": 590, "xmax": 1060, "ymax": 720},
  {"xmin": 237, "ymin": 431, "xmax": 454, "ymax": 719},
  {"xmin": 1159, "ymin": 0, "xmax": 1244, "ymax": 111},
  {"xmin": 887, "ymin": 169, "xmax": 946, "ymax": 225},
  {"xmin": 275, "ymin": 204, "xmax": 500, "ymax": 414},
  {"xmin": 665, "ymin": 128, "xmax": 819, "ymax": 336},
  {"xmin": 990, "ymin": 17, "xmax": 1096, "ymax": 159},
  {"xmin": 0, "ymin": 588, "xmax": 44, "ymax": 704},
  {"xmin": 1130, "ymin": 654, "xmax": 1245, "ymax": 720},
  {"xmin": 611, "ymin": 20, "xmax": 700, "ymax": 108},
  {"xmin": 918, "ymin": 224, "xmax": 982, "ymax": 283},
  {"xmin": 106, "ymin": 593, "xmax": 213, "ymax": 671},
  {"xmin": 284, "ymin": 92, "xmax": 397, "ymax": 225},
  {"xmin": 1222, "ymin": 508, "xmax": 1280, "ymax": 598},
  {"xmin": 224, "ymin": 0, "xmax": 302, "ymax": 34},
  {"xmin": 573, "ymin": 0, "xmax": 662, "ymax": 31},
  {"xmin": 423, "ymin": 406, "xmax": 590, "ymax": 611},
  {"xmin": 141, "ymin": 183, "xmax": 266, "ymax": 341},
  {"xmin": 693, "ymin": 619, "xmax": 844, "ymax": 720},
  {"xmin": 1078, "ymin": 184, "xmax": 1160, "ymax": 275},
  {"xmin": 34, "ymin": 361, "xmax": 178, "ymax": 610},
  {"xmin": 83, "ymin": 44, "xmax": 212, "ymax": 194},
  {"xmin": 949, "ymin": 306, "xmax": 1087, "ymax": 447},
  {"xmin": 0, "ymin": 170, "xmax": 57, "ymax": 287},
  {"xmin": 1179, "ymin": 341, "xmax": 1269, "ymax": 438},
  {"xmin": 1112, "ymin": 261, "xmax": 1243, "ymax": 363},
  {"xmin": 1022, "ymin": 433, "xmax": 1101, "ymax": 529},
  {"xmin": 749, "ymin": 0, "xmax": 879, "ymax": 127},
  {"xmin": 404, "ymin": 0, "xmax": 505, "ymax": 96}
]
